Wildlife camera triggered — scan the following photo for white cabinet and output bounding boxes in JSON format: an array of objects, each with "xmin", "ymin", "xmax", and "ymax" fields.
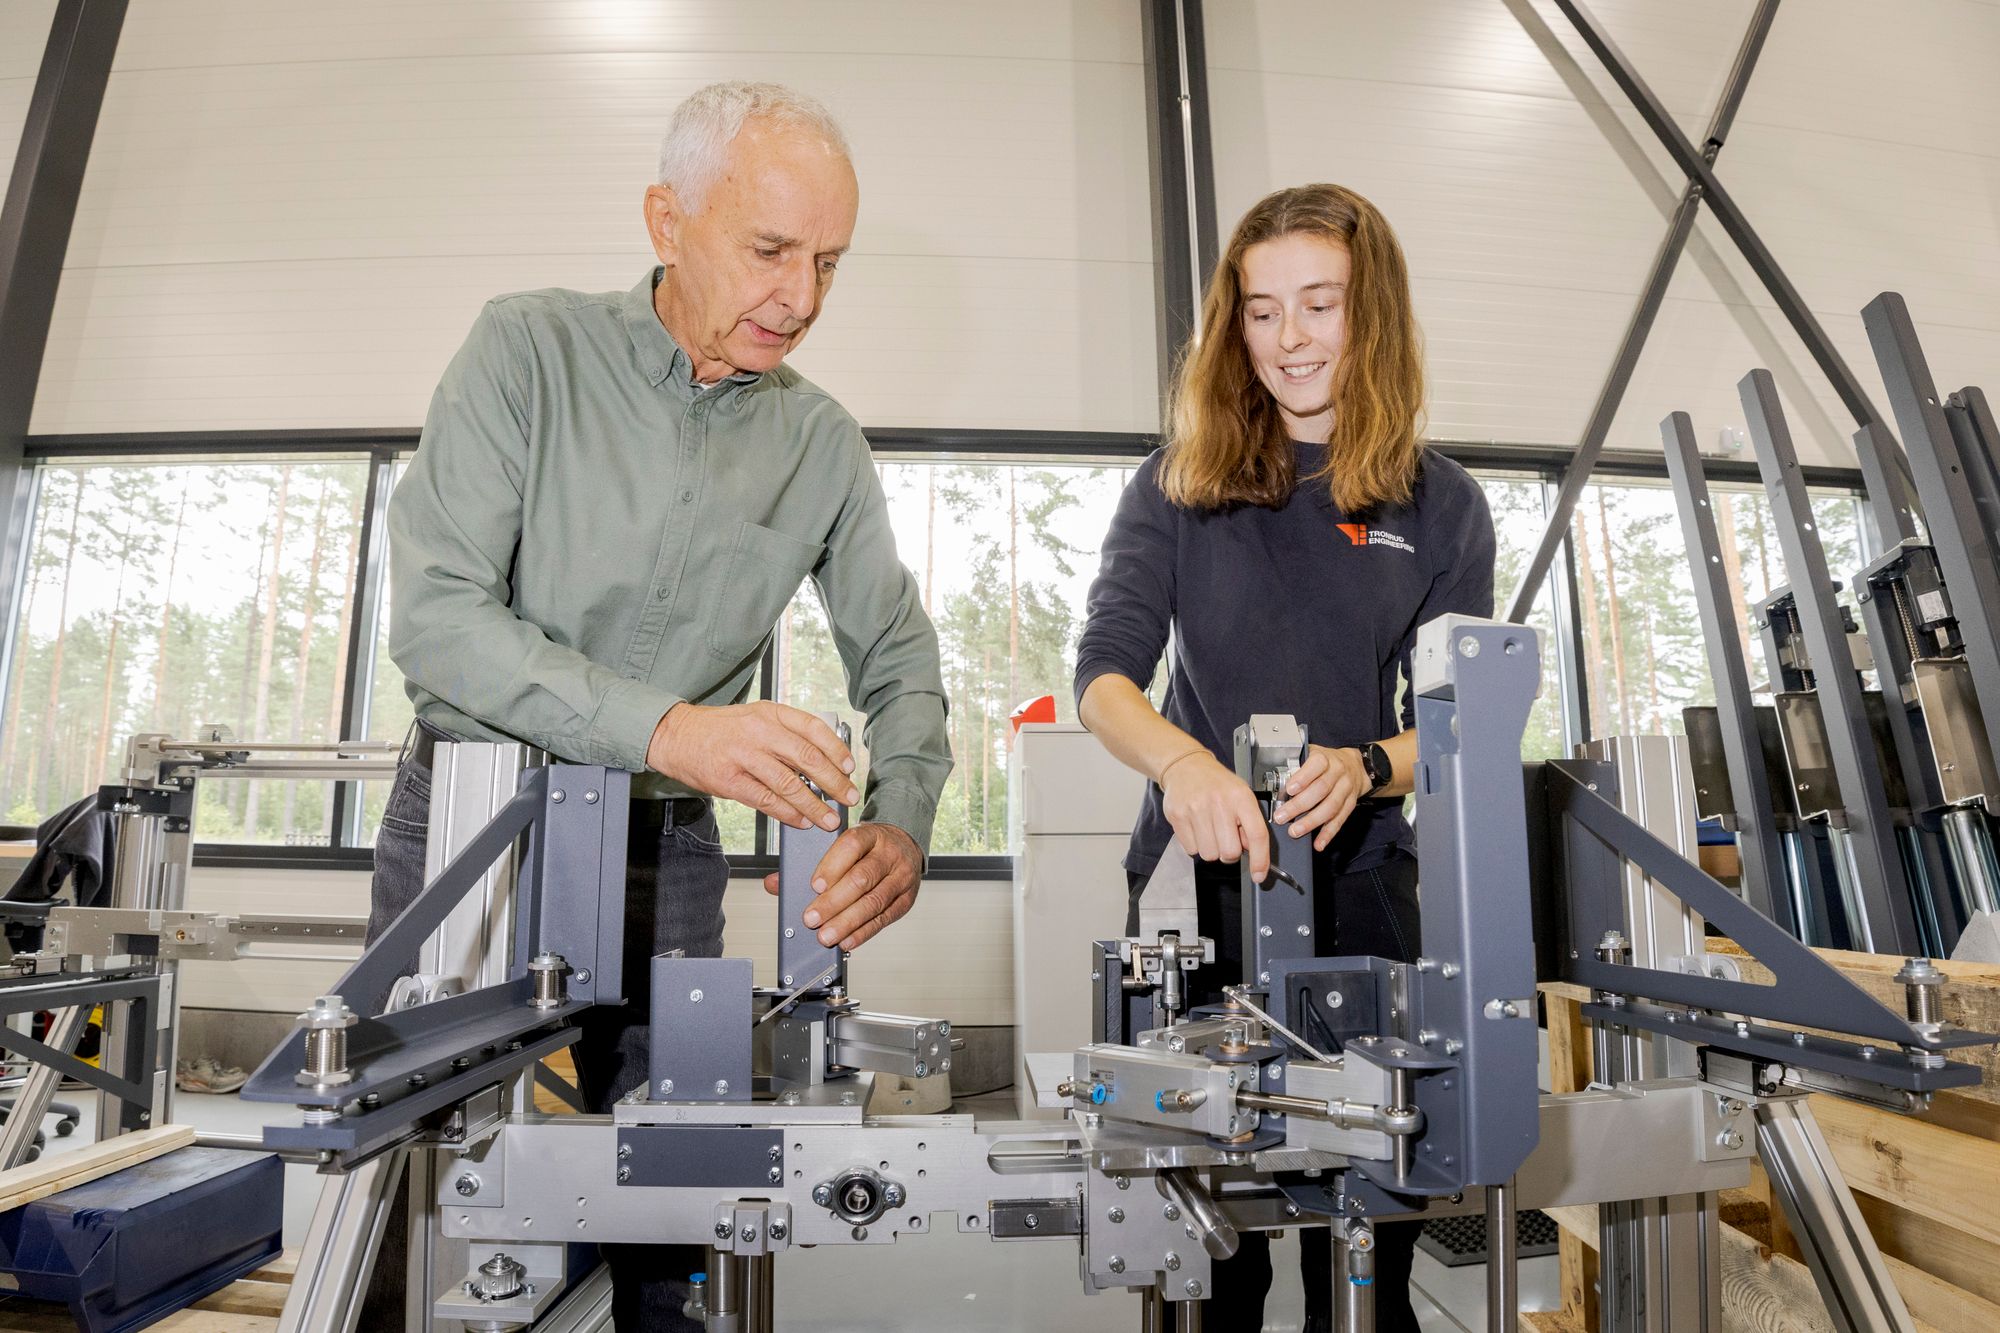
[{"xmin": 1009, "ymin": 724, "xmax": 1147, "ymax": 1118}]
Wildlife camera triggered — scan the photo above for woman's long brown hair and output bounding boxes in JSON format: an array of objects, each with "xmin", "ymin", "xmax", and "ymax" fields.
[{"xmin": 1160, "ymin": 183, "xmax": 1425, "ymax": 515}]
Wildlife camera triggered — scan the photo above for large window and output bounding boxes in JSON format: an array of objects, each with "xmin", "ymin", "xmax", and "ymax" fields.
[
  {"xmin": 0, "ymin": 446, "xmax": 1873, "ymax": 869},
  {"xmin": 0, "ymin": 459, "xmax": 369, "ymax": 844}
]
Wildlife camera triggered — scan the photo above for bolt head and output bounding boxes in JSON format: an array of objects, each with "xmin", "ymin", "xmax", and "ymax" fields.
[
  {"xmin": 715, "ymin": 1079, "xmax": 731, "ymax": 1095},
  {"xmin": 575, "ymin": 968, "xmax": 591, "ymax": 984},
  {"xmin": 1458, "ymin": 635, "xmax": 1481, "ymax": 657},
  {"xmin": 617, "ymin": 1165, "xmax": 631, "ymax": 1182},
  {"xmin": 769, "ymin": 1220, "xmax": 789, "ymax": 1241},
  {"xmin": 1108, "ymin": 1207, "xmax": 1125, "ymax": 1223},
  {"xmin": 768, "ymin": 1167, "xmax": 783, "ymax": 1184},
  {"xmin": 1164, "ymin": 1251, "xmax": 1181, "ymax": 1271},
  {"xmin": 690, "ymin": 989, "xmax": 704, "ymax": 1003},
  {"xmin": 1115, "ymin": 1175, "xmax": 1130, "ymax": 1190},
  {"xmin": 1258, "ymin": 925, "xmax": 1272, "ymax": 938},
  {"xmin": 455, "ymin": 1174, "xmax": 480, "ymax": 1196},
  {"xmin": 659, "ymin": 1079, "xmax": 674, "ymax": 1096},
  {"xmin": 1296, "ymin": 924, "xmax": 1311, "ymax": 936},
  {"xmin": 551, "ymin": 790, "xmax": 565, "ymax": 803},
  {"xmin": 740, "ymin": 1225, "xmax": 757, "ymax": 1243},
  {"xmin": 1186, "ymin": 1280, "xmax": 1203, "ymax": 1298},
  {"xmin": 1024, "ymin": 1213, "xmax": 1039, "ymax": 1230},
  {"xmin": 884, "ymin": 1185, "xmax": 905, "ymax": 1206},
  {"xmin": 584, "ymin": 789, "xmax": 599, "ymax": 803},
  {"xmin": 716, "ymin": 1221, "xmax": 733, "ymax": 1238},
  {"xmin": 1107, "ymin": 1255, "xmax": 1126, "ymax": 1274},
  {"xmin": 768, "ymin": 1144, "xmax": 783, "ymax": 1160},
  {"xmin": 813, "ymin": 1184, "xmax": 834, "ymax": 1207},
  {"xmin": 1163, "ymin": 1203, "xmax": 1181, "ymax": 1221}
]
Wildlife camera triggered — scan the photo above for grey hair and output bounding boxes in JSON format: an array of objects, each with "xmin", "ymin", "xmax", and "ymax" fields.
[{"xmin": 657, "ymin": 81, "xmax": 850, "ymax": 211}]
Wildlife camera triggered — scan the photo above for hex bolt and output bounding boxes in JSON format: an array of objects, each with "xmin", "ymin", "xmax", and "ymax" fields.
[
  {"xmin": 527, "ymin": 953, "xmax": 568, "ymax": 1010},
  {"xmin": 715, "ymin": 1220, "xmax": 733, "ymax": 1239},
  {"xmin": 1895, "ymin": 957, "xmax": 1945, "ymax": 1031},
  {"xmin": 813, "ymin": 1184, "xmax": 835, "ymax": 1208},
  {"xmin": 1107, "ymin": 1255, "xmax": 1126, "ymax": 1275},
  {"xmin": 768, "ymin": 1145, "xmax": 783, "ymax": 1161},
  {"xmin": 296, "ymin": 995, "xmax": 358, "ymax": 1088},
  {"xmin": 1439, "ymin": 962, "xmax": 1461, "ymax": 979},
  {"xmin": 768, "ymin": 1167, "xmax": 783, "ymax": 1184},
  {"xmin": 1164, "ymin": 1251, "xmax": 1182, "ymax": 1272},
  {"xmin": 455, "ymin": 1173, "xmax": 481, "ymax": 1197},
  {"xmin": 1719, "ymin": 1128, "xmax": 1744, "ymax": 1150},
  {"xmin": 1114, "ymin": 1175, "xmax": 1130, "ymax": 1191}
]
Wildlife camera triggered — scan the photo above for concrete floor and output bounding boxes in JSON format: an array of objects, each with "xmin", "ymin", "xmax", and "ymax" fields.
[{"xmin": 21, "ymin": 1089, "xmax": 1557, "ymax": 1331}]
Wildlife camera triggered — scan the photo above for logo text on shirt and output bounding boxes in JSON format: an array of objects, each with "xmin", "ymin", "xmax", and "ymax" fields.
[{"xmin": 1336, "ymin": 523, "xmax": 1414, "ymax": 554}]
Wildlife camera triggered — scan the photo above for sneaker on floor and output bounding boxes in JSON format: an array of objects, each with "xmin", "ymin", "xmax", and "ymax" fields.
[{"xmin": 175, "ymin": 1056, "xmax": 247, "ymax": 1094}]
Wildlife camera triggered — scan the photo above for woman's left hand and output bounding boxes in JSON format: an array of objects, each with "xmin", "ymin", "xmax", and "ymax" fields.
[{"xmin": 1271, "ymin": 745, "xmax": 1371, "ymax": 850}]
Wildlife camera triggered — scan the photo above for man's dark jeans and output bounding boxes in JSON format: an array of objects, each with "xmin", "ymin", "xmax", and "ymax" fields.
[{"xmin": 362, "ymin": 732, "xmax": 727, "ymax": 1331}]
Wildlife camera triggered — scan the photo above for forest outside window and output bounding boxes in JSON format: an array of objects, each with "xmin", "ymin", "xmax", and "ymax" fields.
[{"xmin": 0, "ymin": 458, "xmax": 369, "ymax": 845}]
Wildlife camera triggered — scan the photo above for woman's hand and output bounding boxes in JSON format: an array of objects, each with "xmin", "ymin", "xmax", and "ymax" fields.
[
  {"xmin": 1272, "ymin": 745, "xmax": 1371, "ymax": 851},
  {"xmin": 1159, "ymin": 750, "xmax": 1272, "ymax": 882}
]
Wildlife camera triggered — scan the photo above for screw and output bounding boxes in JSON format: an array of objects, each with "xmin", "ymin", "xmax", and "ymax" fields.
[
  {"xmin": 768, "ymin": 1145, "xmax": 783, "ymax": 1160},
  {"xmin": 716, "ymin": 1221, "xmax": 733, "ymax": 1239},
  {"xmin": 1285, "ymin": 1203, "xmax": 1300, "ymax": 1218},
  {"xmin": 1258, "ymin": 971, "xmax": 1271, "ymax": 984},
  {"xmin": 617, "ymin": 1165, "xmax": 631, "ymax": 1182},
  {"xmin": 1440, "ymin": 962, "xmax": 1460, "ymax": 979},
  {"xmin": 784, "ymin": 928, "xmax": 796, "ymax": 939},
  {"xmin": 769, "ymin": 1220, "xmax": 789, "ymax": 1241},
  {"xmin": 1107, "ymin": 1255, "xmax": 1126, "ymax": 1274},
  {"xmin": 715, "ymin": 1080, "xmax": 731, "ymax": 1095},
  {"xmin": 1458, "ymin": 635, "xmax": 1480, "ymax": 657},
  {"xmin": 690, "ymin": 989, "xmax": 704, "ymax": 1003},
  {"xmin": 1186, "ymin": 1280, "xmax": 1203, "ymax": 1298},
  {"xmin": 551, "ymin": 790, "xmax": 565, "ymax": 803},
  {"xmin": 584, "ymin": 790, "xmax": 599, "ymax": 804},
  {"xmin": 740, "ymin": 1225, "xmax": 757, "ymax": 1243},
  {"xmin": 574, "ymin": 968, "xmax": 591, "ymax": 984},
  {"xmin": 1024, "ymin": 1213, "xmax": 1040, "ymax": 1230},
  {"xmin": 884, "ymin": 1184, "xmax": 905, "ymax": 1206},
  {"xmin": 1793, "ymin": 1031, "xmax": 1808, "ymax": 1046},
  {"xmin": 1108, "ymin": 1207, "xmax": 1125, "ymax": 1223},
  {"xmin": 618, "ymin": 1143, "xmax": 633, "ymax": 1160},
  {"xmin": 1165, "ymin": 1252, "xmax": 1181, "ymax": 1271},
  {"xmin": 455, "ymin": 1173, "xmax": 480, "ymax": 1196},
  {"xmin": 659, "ymin": 1079, "xmax": 674, "ymax": 1096},
  {"xmin": 1115, "ymin": 1175, "xmax": 1130, "ymax": 1191},
  {"xmin": 1163, "ymin": 1203, "xmax": 1181, "ymax": 1221},
  {"xmin": 768, "ymin": 1167, "xmax": 782, "ymax": 1184},
  {"xmin": 1735, "ymin": 1020, "xmax": 1750, "ymax": 1037},
  {"xmin": 1258, "ymin": 925, "xmax": 1272, "ymax": 938},
  {"xmin": 1719, "ymin": 1128, "xmax": 1744, "ymax": 1150},
  {"xmin": 1297, "ymin": 924, "xmax": 1311, "ymax": 937},
  {"xmin": 813, "ymin": 1184, "xmax": 834, "ymax": 1207}
]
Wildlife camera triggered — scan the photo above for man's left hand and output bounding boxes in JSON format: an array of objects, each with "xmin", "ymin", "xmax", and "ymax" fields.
[{"xmin": 761, "ymin": 822, "xmax": 923, "ymax": 950}]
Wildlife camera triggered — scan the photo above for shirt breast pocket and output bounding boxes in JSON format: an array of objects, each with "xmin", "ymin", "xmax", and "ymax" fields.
[{"xmin": 706, "ymin": 521, "xmax": 826, "ymax": 666}]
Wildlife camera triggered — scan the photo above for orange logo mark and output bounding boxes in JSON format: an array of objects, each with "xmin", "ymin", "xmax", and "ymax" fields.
[{"xmin": 1336, "ymin": 523, "xmax": 1370, "ymax": 547}]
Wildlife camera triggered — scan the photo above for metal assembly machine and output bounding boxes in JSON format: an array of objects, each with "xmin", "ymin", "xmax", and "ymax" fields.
[{"xmin": 238, "ymin": 600, "xmax": 1996, "ymax": 1332}]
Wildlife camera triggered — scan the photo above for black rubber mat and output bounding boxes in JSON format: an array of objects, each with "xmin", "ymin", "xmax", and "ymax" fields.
[{"xmin": 1415, "ymin": 1208, "xmax": 1561, "ymax": 1268}]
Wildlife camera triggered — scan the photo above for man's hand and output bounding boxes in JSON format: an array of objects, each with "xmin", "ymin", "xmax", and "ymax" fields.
[
  {"xmin": 1272, "ymin": 744, "xmax": 1370, "ymax": 851},
  {"xmin": 1158, "ymin": 749, "xmax": 1272, "ymax": 883},
  {"xmin": 648, "ymin": 700, "xmax": 858, "ymax": 831},
  {"xmin": 761, "ymin": 822, "xmax": 923, "ymax": 950}
]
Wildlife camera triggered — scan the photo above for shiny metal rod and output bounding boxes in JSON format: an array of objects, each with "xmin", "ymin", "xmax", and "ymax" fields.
[
  {"xmin": 1943, "ymin": 806, "xmax": 2000, "ymax": 916},
  {"xmin": 705, "ymin": 1247, "xmax": 745, "ymax": 1333},
  {"xmin": 1338, "ymin": 1219, "xmax": 1375, "ymax": 1333},
  {"xmin": 1486, "ymin": 1180, "xmax": 1517, "ymax": 1333},
  {"xmin": 746, "ymin": 1253, "xmax": 774, "ymax": 1333},
  {"xmin": 1157, "ymin": 1168, "xmax": 1240, "ymax": 1260}
]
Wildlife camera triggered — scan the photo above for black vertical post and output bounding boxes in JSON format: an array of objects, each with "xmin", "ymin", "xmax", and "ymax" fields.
[
  {"xmin": 1850, "ymin": 421, "xmax": 1918, "ymax": 554},
  {"xmin": 331, "ymin": 448, "xmax": 394, "ymax": 847},
  {"xmin": 0, "ymin": 0, "xmax": 128, "ymax": 681},
  {"xmin": 1741, "ymin": 369, "xmax": 1919, "ymax": 954},
  {"xmin": 1140, "ymin": 0, "xmax": 1219, "ymax": 406},
  {"xmin": 1505, "ymin": 0, "xmax": 1778, "ymax": 624},
  {"xmin": 1661, "ymin": 411, "xmax": 1794, "ymax": 932}
]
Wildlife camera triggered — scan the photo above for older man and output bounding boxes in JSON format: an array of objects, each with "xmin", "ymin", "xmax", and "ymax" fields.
[{"xmin": 371, "ymin": 82, "xmax": 950, "ymax": 1328}]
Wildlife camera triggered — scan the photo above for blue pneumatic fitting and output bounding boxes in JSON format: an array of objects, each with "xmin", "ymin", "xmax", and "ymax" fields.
[
  {"xmin": 690, "ymin": 1273, "xmax": 707, "ymax": 1285},
  {"xmin": 1350, "ymin": 1276, "xmax": 1374, "ymax": 1286},
  {"xmin": 1089, "ymin": 1082, "xmax": 1108, "ymax": 1105}
]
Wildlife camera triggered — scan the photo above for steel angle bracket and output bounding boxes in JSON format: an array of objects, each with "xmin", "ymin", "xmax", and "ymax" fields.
[{"xmin": 1550, "ymin": 763, "xmax": 2000, "ymax": 1062}]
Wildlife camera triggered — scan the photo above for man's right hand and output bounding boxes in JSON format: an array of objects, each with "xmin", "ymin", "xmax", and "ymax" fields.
[
  {"xmin": 1158, "ymin": 749, "xmax": 1272, "ymax": 883},
  {"xmin": 647, "ymin": 701, "xmax": 860, "ymax": 831}
]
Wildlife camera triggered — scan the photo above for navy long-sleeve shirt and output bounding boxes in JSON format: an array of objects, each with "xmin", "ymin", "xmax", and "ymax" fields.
[{"xmin": 1074, "ymin": 443, "xmax": 1497, "ymax": 876}]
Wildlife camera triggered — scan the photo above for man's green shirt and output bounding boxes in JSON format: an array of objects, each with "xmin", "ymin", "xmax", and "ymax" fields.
[{"xmin": 388, "ymin": 269, "xmax": 951, "ymax": 851}]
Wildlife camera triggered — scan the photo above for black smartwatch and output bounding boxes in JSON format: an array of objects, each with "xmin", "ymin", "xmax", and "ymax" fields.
[{"xmin": 1359, "ymin": 742, "xmax": 1393, "ymax": 796}]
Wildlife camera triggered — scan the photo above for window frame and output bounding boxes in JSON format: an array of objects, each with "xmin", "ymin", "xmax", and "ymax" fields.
[{"xmin": 7, "ymin": 426, "xmax": 1868, "ymax": 875}]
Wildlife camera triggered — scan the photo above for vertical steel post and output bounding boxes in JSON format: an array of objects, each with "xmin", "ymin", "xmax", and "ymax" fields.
[{"xmin": 1743, "ymin": 369, "xmax": 1920, "ymax": 953}]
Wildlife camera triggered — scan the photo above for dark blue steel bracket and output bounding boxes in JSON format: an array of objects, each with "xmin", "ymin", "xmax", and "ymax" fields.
[
  {"xmin": 1551, "ymin": 763, "xmax": 1995, "ymax": 1064},
  {"xmin": 1402, "ymin": 618, "xmax": 1544, "ymax": 1198}
]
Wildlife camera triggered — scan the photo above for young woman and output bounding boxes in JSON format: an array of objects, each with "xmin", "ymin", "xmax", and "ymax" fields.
[{"xmin": 1073, "ymin": 183, "xmax": 1496, "ymax": 1332}]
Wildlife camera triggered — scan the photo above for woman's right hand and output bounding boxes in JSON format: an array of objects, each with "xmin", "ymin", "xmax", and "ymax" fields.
[{"xmin": 1158, "ymin": 750, "xmax": 1272, "ymax": 883}]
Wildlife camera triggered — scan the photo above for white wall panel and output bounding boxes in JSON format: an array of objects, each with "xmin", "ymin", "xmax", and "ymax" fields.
[
  {"xmin": 35, "ymin": 2, "xmax": 1155, "ymax": 434},
  {"xmin": 1208, "ymin": 1, "xmax": 2000, "ymax": 471},
  {"xmin": 1, "ymin": 2, "xmax": 58, "ymax": 190}
]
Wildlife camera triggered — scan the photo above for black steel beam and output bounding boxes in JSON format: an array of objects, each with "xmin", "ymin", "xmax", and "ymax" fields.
[
  {"xmin": 1741, "ymin": 368, "xmax": 1918, "ymax": 954},
  {"xmin": 1550, "ymin": 0, "xmax": 1907, "ymax": 465},
  {"xmin": 1140, "ymin": 0, "xmax": 1220, "ymax": 404},
  {"xmin": 0, "ymin": 0, "xmax": 127, "ymax": 666},
  {"xmin": 1506, "ymin": 0, "xmax": 1779, "ymax": 623},
  {"xmin": 1850, "ymin": 421, "xmax": 1918, "ymax": 551},
  {"xmin": 1661, "ymin": 410, "xmax": 1794, "ymax": 932}
]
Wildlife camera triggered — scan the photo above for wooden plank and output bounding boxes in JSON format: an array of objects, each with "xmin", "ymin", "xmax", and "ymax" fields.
[
  {"xmin": 0, "ymin": 1125, "xmax": 196, "ymax": 1214},
  {"xmin": 534, "ymin": 1048, "xmax": 583, "ymax": 1115},
  {"xmin": 1853, "ymin": 1191, "xmax": 2000, "ymax": 1312},
  {"xmin": 1884, "ymin": 1250, "xmax": 2000, "ymax": 1333},
  {"xmin": 1543, "ymin": 992, "xmax": 1599, "ymax": 1330},
  {"xmin": 1521, "ymin": 1310, "xmax": 1586, "ymax": 1333},
  {"xmin": 1811, "ymin": 1095, "xmax": 2000, "ymax": 1249},
  {"xmin": 1718, "ymin": 1220, "xmax": 1840, "ymax": 1333},
  {"xmin": 0, "ymin": 1306, "xmax": 274, "ymax": 1332},
  {"xmin": 243, "ymin": 1248, "xmax": 298, "ymax": 1285},
  {"xmin": 190, "ymin": 1278, "xmax": 290, "ymax": 1318}
]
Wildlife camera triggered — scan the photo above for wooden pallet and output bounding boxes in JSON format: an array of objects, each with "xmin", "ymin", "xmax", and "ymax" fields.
[
  {"xmin": 1542, "ymin": 940, "xmax": 2000, "ymax": 1332},
  {"xmin": 0, "ymin": 1250, "xmax": 293, "ymax": 1331}
]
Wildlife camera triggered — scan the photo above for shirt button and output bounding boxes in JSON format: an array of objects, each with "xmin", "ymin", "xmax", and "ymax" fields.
[
  {"xmin": 655, "ymin": 586, "xmax": 669, "ymax": 600},
  {"xmin": 680, "ymin": 489, "xmax": 694, "ymax": 503}
]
